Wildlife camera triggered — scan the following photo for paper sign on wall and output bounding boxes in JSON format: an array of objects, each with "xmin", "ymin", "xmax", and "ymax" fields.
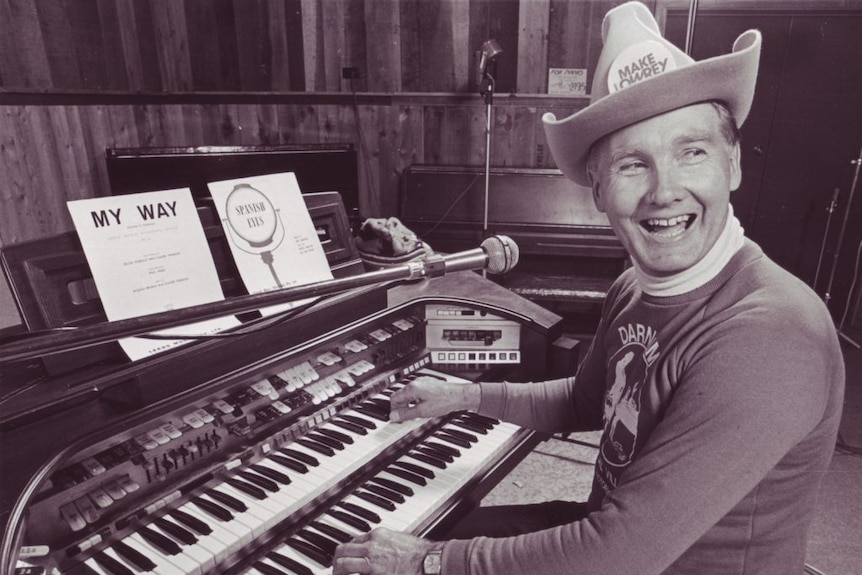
[{"xmin": 548, "ymin": 68, "xmax": 588, "ymax": 96}]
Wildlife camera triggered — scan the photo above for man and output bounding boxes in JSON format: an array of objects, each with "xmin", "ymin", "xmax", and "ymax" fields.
[{"xmin": 332, "ymin": 2, "xmax": 845, "ymax": 574}]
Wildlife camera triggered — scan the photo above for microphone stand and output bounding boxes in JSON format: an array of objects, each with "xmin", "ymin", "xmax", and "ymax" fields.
[
  {"xmin": 480, "ymin": 67, "xmax": 496, "ymax": 277},
  {"xmin": 0, "ymin": 259, "xmax": 438, "ymax": 364}
]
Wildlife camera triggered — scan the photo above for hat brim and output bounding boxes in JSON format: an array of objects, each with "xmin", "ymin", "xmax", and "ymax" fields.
[{"xmin": 543, "ymin": 30, "xmax": 761, "ymax": 187}]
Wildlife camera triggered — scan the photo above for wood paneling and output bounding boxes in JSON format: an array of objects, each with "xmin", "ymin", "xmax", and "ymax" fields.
[{"xmin": 0, "ymin": 0, "xmax": 611, "ymax": 248}]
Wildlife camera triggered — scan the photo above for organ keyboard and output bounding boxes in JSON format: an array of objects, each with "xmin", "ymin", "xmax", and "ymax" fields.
[{"xmin": 0, "ymin": 269, "xmax": 563, "ymax": 575}]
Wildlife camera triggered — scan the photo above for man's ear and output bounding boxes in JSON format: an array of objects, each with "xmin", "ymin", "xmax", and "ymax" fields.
[
  {"xmin": 729, "ymin": 142, "xmax": 742, "ymax": 192},
  {"xmin": 591, "ymin": 178, "xmax": 606, "ymax": 213}
]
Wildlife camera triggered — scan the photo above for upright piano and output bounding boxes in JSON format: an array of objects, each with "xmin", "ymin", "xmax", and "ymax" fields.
[
  {"xmin": 400, "ymin": 165, "xmax": 630, "ymax": 332},
  {"xmin": 0, "ymin": 191, "xmax": 565, "ymax": 575}
]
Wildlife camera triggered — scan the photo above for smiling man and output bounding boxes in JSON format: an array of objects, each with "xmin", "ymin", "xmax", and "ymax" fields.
[{"xmin": 331, "ymin": 3, "xmax": 845, "ymax": 575}]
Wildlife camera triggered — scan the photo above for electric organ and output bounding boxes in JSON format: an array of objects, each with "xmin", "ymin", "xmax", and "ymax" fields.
[{"xmin": 0, "ymin": 192, "xmax": 566, "ymax": 575}]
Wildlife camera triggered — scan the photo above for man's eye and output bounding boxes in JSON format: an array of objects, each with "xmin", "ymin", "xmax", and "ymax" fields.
[
  {"xmin": 617, "ymin": 161, "xmax": 647, "ymax": 174},
  {"xmin": 682, "ymin": 148, "xmax": 707, "ymax": 161}
]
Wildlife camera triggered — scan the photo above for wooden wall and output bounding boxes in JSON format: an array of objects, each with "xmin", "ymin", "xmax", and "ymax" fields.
[{"xmin": 2, "ymin": 0, "xmax": 652, "ymax": 247}]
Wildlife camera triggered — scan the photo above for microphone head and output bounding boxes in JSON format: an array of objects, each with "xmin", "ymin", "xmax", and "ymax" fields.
[{"xmin": 481, "ymin": 235, "xmax": 519, "ymax": 274}]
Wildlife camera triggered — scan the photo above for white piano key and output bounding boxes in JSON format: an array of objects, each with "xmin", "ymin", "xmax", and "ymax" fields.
[{"xmin": 149, "ymin": 518, "xmax": 218, "ymax": 573}]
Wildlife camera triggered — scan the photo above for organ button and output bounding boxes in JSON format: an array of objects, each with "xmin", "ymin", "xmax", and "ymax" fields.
[
  {"xmin": 133, "ymin": 433, "xmax": 159, "ymax": 451},
  {"xmin": 182, "ymin": 412, "xmax": 205, "ymax": 429},
  {"xmin": 116, "ymin": 476, "xmax": 140, "ymax": 493},
  {"xmin": 146, "ymin": 428, "xmax": 171, "ymax": 445},
  {"xmin": 59, "ymin": 502, "xmax": 87, "ymax": 532},
  {"xmin": 80, "ymin": 457, "xmax": 106, "ymax": 476},
  {"xmin": 89, "ymin": 488, "xmax": 114, "ymax": 509},
  {"xmin": 159, "ymin": 423, "xmax": 182, "ymax": 439},
  {"xmin": 74, "ymin": 496, "xmax": 100, "ymax": 524},
  {"xmin": 212, "ymin": 399, "xmax": 234, "ymax": 414},
  {"xmin": 194, "ymin": 408, "xmax": 215, "ymax": 423}
]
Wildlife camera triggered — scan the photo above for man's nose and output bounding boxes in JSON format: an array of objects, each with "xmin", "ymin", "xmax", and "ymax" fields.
[{"xmin": 647, "ymin": 165, "xmax": 684, "ymax": 205}]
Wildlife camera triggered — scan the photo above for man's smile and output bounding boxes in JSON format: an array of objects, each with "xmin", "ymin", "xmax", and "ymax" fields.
[{"xmin": 639, "ymin": 214, "xmax": 696, "ymax": 238}]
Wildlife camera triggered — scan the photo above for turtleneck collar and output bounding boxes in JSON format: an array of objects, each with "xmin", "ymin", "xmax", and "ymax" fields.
[{"xmin": 632, "ymin": 205, "xmax": 745, "ymax": 297}]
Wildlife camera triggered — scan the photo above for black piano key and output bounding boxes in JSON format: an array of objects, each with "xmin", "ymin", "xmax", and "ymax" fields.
[
  {"xmin": 336, "ymin": 501, "xmax": 381, "ymax": 524},
  {"xmin": 325, "ymin": 509, "xmax": 371, "ymax": 533},
  {"xmin": 365, "ymin": 397, "xmax": 391, "ymax": 410},
  {"xmin": 315, "ymin": 426, "xmax": 354, "ymax": 444},
  {"xmin": 456, "ymin": 413, "xmax": 494, "ymax": 431},
  {"xmin": 385, "ymin": 465, "xmax": 427, "ymax": 486},
  {"xmin": 254, "ymin": 560, "xmax": 289, "ymax": 575},
  {"xmin": 296, "ymin": 438, "xmax": 336, "ymax": 457},
  {"xmin": 267, "ymin": 551, "xmax": 314, "ymax": 575},
  {"xmin": 390, "ymin": 460, "xmax": 435, "ymax": 480},
  {"xmin": 113, "ymin": 541, "xmax": 157, "ymax": 572},
  {"xmin": 306, "ymin": 432, "xmax": 344, "ymax": 451},
  {"xmin": 338, "ymin": 414, "xmax": 376, "ymax": 430},
  {"xmin": 368, "ymin": 476, "xmax": 413, "ymax": 497},
  {"xmin": 433, "ymin": 431, "xmax": 471, "ymax": 449},
  {"xmin": 328, "ymin": 418, "xmax": 367, "ymax": 436},
  {"xmin": 93, "ymin": 551, "xmax": 135, "ymax": 575},
  {"xmin": 192, "ymin": 496, "xmax": 234, "ymax": 522},
  {"xmin": 362, "ymin": 483, "xmax": 405, "ymax": 504},
  {"xmin": 309, "ymin": 521, "xmax": 352, "ymax": 543},
  {"xmin": 154, "ymin": 517, "xmax": 198, "ymax": 545},
  {"xmin": 280, "ymin": 447, "xmax": 320, "ymax": 467},
  {"xmin": 416, "ymin": 444, "xmax": 454, "ymax": 463},
  {"xmin": 138, "ymin": 525, "xmax": 183, "ymax": 556},
  {"xmin": 354, "ymin": 490, "xmax": 397, "ymax": 512},
  {"xmin": 448, "ymin": 419, "xmax": 488, "ymax": 435},
  {"xmin": 269, "ymin": 453, "xmax": 309, "ymax": 474},
  {"xmin": 170, "ymin": 509, "xmax": 212, "ymax": 535},
  {"xmin": 225, "ymin": 478, "xmax": 268, "ymax": 501},
  {"xmin": 297, "ymin": 528, "xmax": 339, "ymax": 555},
  {"xmin": 441, "ymin": 426, "xmax": 479, "ymax": 444},
  {"xmin": 407, "ymin": 451, "xmax": 447, "ymax": 469},
  {"xmin": 208, "ymin": 488, "xmax": 250, "ymax": 511},
  {"xmin": 251, "ymin": 463, "xmax": 292, "ymax": 485},
  {"xmin": 286, "ymin": 537, "xmax": 332, "ymax": 567},
  {"xmin": 353, "ymin": 405, "xmax": 388, "ymax": 422},
  {"xmin": 423, "ymin": 439, "xmax": 461, "ymax": 458},
  {"xmin": 463, "ymin": 413, "xmax": 500, "ymax": 427},
  {"xmin": 239, "ymin": 470, "xmax": 280, "ymax": 492}
]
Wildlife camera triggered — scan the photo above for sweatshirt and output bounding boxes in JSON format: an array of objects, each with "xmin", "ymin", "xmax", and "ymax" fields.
[{"xmin": 442, "ymin": 240, "xmax": 845, "ymax": 575}]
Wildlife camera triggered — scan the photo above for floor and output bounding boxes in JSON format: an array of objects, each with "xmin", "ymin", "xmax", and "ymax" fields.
[{"xmin": 480, "ymin": 339, "xmax": 862, "ymax": 575}]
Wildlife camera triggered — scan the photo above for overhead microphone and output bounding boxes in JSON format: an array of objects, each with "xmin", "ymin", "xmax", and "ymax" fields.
[{"xmin": 0, "ymin": 236, "xmax": 520, "ymax": 362}]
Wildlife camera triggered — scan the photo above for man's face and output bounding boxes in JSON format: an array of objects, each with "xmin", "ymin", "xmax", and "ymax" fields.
[{"xmin": 589, "ymin": 103, "xmax": 742, "ymax": 277}]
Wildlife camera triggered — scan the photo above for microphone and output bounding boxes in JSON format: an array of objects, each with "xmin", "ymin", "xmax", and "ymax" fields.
[
  {"xmin": 477, "ymin": 39, "xmax": 503, "ymax": 80},
  {"xmin": 0, "ymin": 236, "xmax": 519, "ymax": 362},
  {"xmin": 422, "ymin": 234, "xmax": 519, "ymax": 277}
]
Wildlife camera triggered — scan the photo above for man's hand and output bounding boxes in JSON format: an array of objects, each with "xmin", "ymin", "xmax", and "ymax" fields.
[
  {"xmin": 389, "ymin": 376, "xmax": 481, "ymax": 422},
  {"xmin": 331, "ymin": 527, "xmax": 443, "ymax": 575}
]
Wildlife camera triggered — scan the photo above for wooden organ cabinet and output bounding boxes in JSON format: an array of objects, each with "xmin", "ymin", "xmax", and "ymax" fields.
[{"xmin": 0, "ymin": 190, "xmax": 567, "ymax": 575}]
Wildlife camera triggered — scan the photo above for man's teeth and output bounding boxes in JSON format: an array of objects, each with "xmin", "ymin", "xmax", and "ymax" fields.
[
  {"xmin": 642, "ymin": 214, "xmax": 693, "ymax": 236},
  {"xmin": 646, "ymin": 215, "xmax": 691, "ymax": 227}
]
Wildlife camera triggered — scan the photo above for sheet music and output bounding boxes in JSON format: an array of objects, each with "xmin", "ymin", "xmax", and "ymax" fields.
[
  {"xmin": 67, "ymin": 189, "xmax": 240, "ymax": 360},
  {"xmin": 207, "ymin": 172, "xmax": 333, "ymax": 316}
]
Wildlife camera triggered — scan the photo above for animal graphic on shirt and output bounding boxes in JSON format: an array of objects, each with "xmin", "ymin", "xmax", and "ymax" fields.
[{"xmin": 601, "ymin": 347, "xmax": 647, "ymax": 467}]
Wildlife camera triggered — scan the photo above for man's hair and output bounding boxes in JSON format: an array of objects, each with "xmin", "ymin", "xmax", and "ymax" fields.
[{"xmin": 585, "ymin": 100, "xmax": 740, "ymax": 185}]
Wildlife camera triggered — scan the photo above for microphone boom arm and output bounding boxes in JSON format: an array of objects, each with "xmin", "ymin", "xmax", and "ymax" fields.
[{"xmin": 0, "ymin": 236, "xmax": 518, "ymax": 363}]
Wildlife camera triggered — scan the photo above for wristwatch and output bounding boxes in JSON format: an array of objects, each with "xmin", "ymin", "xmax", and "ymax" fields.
[{"xmin": 422, "ymin": 549, "xmax": 443, "ymax": 575}]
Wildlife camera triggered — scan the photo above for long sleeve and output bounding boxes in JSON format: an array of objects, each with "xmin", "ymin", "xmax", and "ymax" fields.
[{"xmin": 441, "ymin": 245, "xmax": 845, "ymax": 575}]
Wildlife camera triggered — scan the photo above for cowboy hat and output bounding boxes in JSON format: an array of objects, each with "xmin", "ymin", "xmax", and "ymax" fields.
[{"xmin": 542, "ymin": 1, "xmax": 761, "ymax": 187}]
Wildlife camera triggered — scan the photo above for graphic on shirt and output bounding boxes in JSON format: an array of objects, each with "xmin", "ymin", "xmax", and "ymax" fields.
[{"xmin": 599, "ymin": 323, "xmax": 659, "ymax": 471}]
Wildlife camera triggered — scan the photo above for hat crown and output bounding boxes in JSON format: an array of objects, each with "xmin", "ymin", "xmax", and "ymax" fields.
[{"xmin": 591, "ymin": 2, "xmax": 693, "ymax": 103}]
